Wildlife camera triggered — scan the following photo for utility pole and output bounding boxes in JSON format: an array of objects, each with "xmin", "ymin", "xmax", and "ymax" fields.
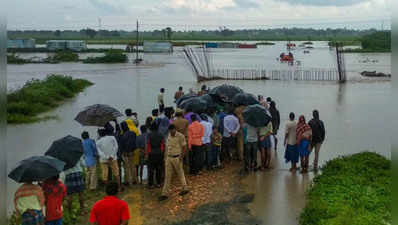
[{"xmin": 134, "ymin": 20, "xmax": 142, "ymax": 64}]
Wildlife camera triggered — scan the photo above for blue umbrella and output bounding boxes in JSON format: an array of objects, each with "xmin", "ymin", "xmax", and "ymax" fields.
[{"xmin": 8, "ymin": 156, "xmax": 66, "ymax": 183}]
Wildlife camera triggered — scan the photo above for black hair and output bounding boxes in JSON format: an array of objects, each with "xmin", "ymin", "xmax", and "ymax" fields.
[
  {"xmin": 121, "ymin": 121, "xmax": 129, "ymax": 132},
  {"xmin": 200, "ymin": 114, "xmax": 208, "ymax": 121},
  {"xmin": 289, "ymin": 112, "xmax": 295, "ymax": 120},
  {"xmin": 152, "ymin": 109, "xmax": 159, "ymax": 116},
  {"xmin": 191, "ymin": 114, "xmax": 197, "ymax": 121},
  {"xmin": 270, "ymin": 101, "xmax": 276, "ymax": 109},
  {"xmin": 160, "ymin": 88, "xmax": 165, "ymax": 93},
  {"xmin": 175, "ymin": 111, "xmax": 183, "ymax": 117},
  {"xmin": 49, "ymin": 174, "xmax": 59, "ymax": 181},
  {"xmin": 150, "ymin": 122, "xmax": 158, "ymax": 131},
  {"xmin": 179, "ymin": 86, "xmax": 183, "ymax": 91},
  {"xmin": 81, "ymin": 131, "xmax": 89, "ymax": 139},
  {"xmin": 105, "ymin": 182, "xmax": 119, "ymax": 196},
  {"xmin": 168, "ymin": 124, "xmax": 176, "ymax": 130},
  {"xmin": 125, "ymin": 108, "xmax": 132, "ymax": 116},
  {"xmin": 201, "ymin": 84, "xmax": 207, "ymax": 90},
  {"xmin": 98, "ymin": 129, "xmax": 106, "ymax": 137},
  {"xmin": 140, "ymin": 125, "xmax": 147, "ymax": 133},
  {"xmin": 313, "ymin": 110, "xmax": 319, "ymax": 119},
  {"xmin": 132, "ymin": 112, "xmax": 137, "ymax": 116},
  {"xmin": 266, "ymin": 97, "xmax": 272, "ymax": 102}
]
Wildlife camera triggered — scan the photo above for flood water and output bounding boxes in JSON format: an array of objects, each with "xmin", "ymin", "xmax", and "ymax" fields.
[{"xmin": 7, "ymin": 42, "xmax": 391, "ymax": 224}]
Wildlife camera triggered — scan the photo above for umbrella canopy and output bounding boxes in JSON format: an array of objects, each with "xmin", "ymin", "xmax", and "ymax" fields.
[
  {"xmin": 176, "ymin": 94, "xmax": 197, "ymax": 108},
  {"xmin": 209, "ymin": 84, "xmax": 243, "ymax": 103},
  {"xmin": 199, "ymin": 94, "xmax": 217, "ymax": 109},
  {"xmin": 242, "ymin": 104, "xmax": 271, "ymax": 128},
  {"xmin": 180, "ymin": 97, "xmax": 208, "ymax": 114},
  {"xmin": 232, "ymin": 93, "xmax": 259, "ymax": 106},
  {"xmin": 8, "ymin": 156, "xmax": 66, "ymax": 183},
  {"xmin": 75, "ymin": 104, "xmax": 123, "ymax": 127},
  {"xmin": 45, "ymin": 135, "xmax": 83, "ymax": 170}
]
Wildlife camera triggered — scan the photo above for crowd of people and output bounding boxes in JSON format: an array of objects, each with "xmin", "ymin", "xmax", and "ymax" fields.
[{"xmin": 14, "ymin": 85, "xmax": 325, "ymax": 225}]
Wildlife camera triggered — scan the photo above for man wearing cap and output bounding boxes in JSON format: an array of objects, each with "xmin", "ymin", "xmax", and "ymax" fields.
[{"xmin": 159, "ymin": 125, "xmax": 189, "ymax": 201}]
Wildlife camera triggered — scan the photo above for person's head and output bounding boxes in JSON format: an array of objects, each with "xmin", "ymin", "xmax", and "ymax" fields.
[
  {"xmin": 168, "ymin": 124, "xmax": 177, "ymax": 136},
  {"xmin": 200, "ymin": 114, "xmax": 208, "ymax": 122},
  {"xmin": 132, "ymin": 112, "xmax": 138, "ymax": 118},
  {"xmin": 175, "ymin": 111, "xmax": 183, "ymax": 117},
  {"xmin": 125, "ymin": 108, "xmax": 133, "ymax": 117},
  {"xmin": 140, "ymin": 125, "xmax": 147, "ymax": 134},
  {"xmin": 145, "ymin": 116, "xmax": 153, "ymax": 125},
  {"xmin": 47, "ymin": 174, "xmax": 59, "ymax": 183},
  {"xmin": 270, "ymin": 101, "xmax": 276, "ymax": 109},
  {"xmin": 81, "ymin": 131, "xmax": 89, "ymax": 140},
  {"xmin": 159, "ymin": 107, "xmax": 164, "ymax": 114},
  {"xmin": 121, "ymin": 121, "xmax": 129, "ymax": 132},
  {"xmin": 289, "ymin": 112, "xmax": 295, "ymax": 121},
  {"xmin": 179, "ymin": 86, "xmax": 183, "ymax": 91},
  {"xmin": 152, "ymin": 109, "xmax": 159, "ymax": 117},
  {"xmin": 160, "ymin": 88, "xmax": 165, "ymax": 93},
  {"xmin": 298, "ymin": 115, "xmax": 306, "ymax": 124},
  {"xmin": 313, "ymin": 110, "xmax": 319, "ymax": 120},
  {"xmin": 266, "ymin": 97, "xmax": 272, "ymax": 102},
  {"xmin": 191, "ymin": 114, "xmax": 197, "ymax": 122},
  {"xmin": 258, "ymin": 95, "xmax": 263, "ymax": 101},
  {"xmin": 98, "ymin": 129, "xmax": 106, "ymax": 137},
  {"xmin": 201, "ymin": 84, "xmax": 207, "ymax": 91},
  {"xmin": 105, "ymin": 182, "xmax": 119, "ymax": 196}
]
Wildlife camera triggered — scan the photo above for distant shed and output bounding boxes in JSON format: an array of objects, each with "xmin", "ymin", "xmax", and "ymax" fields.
[
  {"xmin": 143, "ymin": 42, "xmax": 173, "ymax": 53},
  {"xmin": 8, "ymin": 39, "xmax": 36, "ymax": 48},
  {"xmin": 46, "ymin": 40, "xmax": 87, "ymax": 51}
]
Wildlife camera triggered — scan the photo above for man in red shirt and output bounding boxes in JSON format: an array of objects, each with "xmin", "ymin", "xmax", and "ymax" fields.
[
  {"xmin": 89, "ymin": 182, "xmax": 130, "ymax": 225},
  {"xmin": 188, "ymin": 114, "xmax": 205, "ymax": 175},
  {"xmin": 41, "ymin": 175, "xmax": 67, "ymax": 225}
]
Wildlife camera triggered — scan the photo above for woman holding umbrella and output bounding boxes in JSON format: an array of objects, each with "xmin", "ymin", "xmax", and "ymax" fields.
[{"xmin": 14, "ymin": 181, "xmax": 45, "ymax": 225}]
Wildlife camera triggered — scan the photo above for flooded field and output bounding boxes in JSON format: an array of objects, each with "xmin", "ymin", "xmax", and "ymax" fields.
[{"xmin": 7, "ymin": 41, "xmax": 391, "ymax": 224}]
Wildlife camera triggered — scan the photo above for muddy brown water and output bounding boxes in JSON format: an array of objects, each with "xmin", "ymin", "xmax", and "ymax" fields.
[{"xmin": 7, "ymin": 42, "xmax": 391, "ymax": 225}]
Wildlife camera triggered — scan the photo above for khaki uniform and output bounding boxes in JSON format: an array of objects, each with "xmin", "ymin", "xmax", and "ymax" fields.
[
  {"xmin": 100, "ymin": 159, "xmax": 119, "ymax": 182},
  {"xmin": 86, "ymin": 164, "xmax": 97, "ymax": 190},
  {"xmin": 172, "ymin": 117, "xmax": 190, "ymax": 171},
  {"xmin": 234, "ymin": 106, "xmax": 246, "ymax": 161},
  {"xmin": 161, "ymin": 132, "xmax": 188, "ymax": 196},
  {"xmin": 122, "ymin": 152, "xmax": 138, "ymax": 185}
]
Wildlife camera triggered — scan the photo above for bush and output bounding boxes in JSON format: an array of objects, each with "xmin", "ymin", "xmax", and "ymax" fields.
[
  {"xmin": 299, "ymin": 152, "xmax": 391, "ymax": 225},
  {"xmin": 51, "ymin": 51, "xmax": 80, "ymax": 62},
  {"xmin": 7, "ymin": 74, "xmax": 93, "ymax": 124},
  {"xmin": 7, "ymin": 54, "xmax": 28, "ymax": 64},
  {"xmin": 83, "ymin": 50, "xmax": 128, "ymax": 63}
]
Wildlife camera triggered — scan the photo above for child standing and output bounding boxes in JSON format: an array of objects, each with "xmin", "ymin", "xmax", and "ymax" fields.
[
  {"xmin": 210, "ymin": 126, "xmax": 222, "ymax": 169},
  {"xmin": 41, "ymin": 175, "xmax": 67, "ymax": 225}
]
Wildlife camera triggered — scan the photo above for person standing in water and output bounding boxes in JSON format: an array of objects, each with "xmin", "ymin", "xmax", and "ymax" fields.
[
  {"xmin": 308, "ymin": 110, "xmax": 326, "ymax": 171},
  {"xmin": 269, "ymin": 101, "xmax": 280, "ymax": 151},
  {"xmin": 284, "ymin": 112, "xmax": 298, "ymax": 172},
  {"xmin": 158, "ymin": 88, "xmax": 165, "ymax": 113},
  {"xmin": 296, "ymin": 115, "xmax": 312, "ymax": 173},
  {"xmin": 174, "ymin": 86, "xmax": 184, "ymax": 102}
]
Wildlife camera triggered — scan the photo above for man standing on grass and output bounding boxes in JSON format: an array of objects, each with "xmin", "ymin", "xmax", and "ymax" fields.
[
  {"xmin": 308, "ymin": 110, "xmax": 326, "ymax": 171},
  {"xmin": 41, "ymin": 175, "xmax": 67, "ymax": 225},
  {"xmin": 159, "ymin": 125, "xmax": 189, "ymax": 201},
  {"xmin": 89, "ymin": 182, "xmax": 130, "ymax": 225},
  {"xmin": 119, "ymin": 121, "xmax": 138, "ymax": 187}
]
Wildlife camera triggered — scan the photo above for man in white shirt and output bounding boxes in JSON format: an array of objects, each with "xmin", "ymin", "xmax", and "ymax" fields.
[
  {"xmin": 222, "ymin": 110, "xmax": 240, "ymax": 163},
  {"xmin": 200, "ymin": 114, "xmax": 213, "ymax": 170},
  {"xmin": 284, "ymin": 112, "xmax": 298, "ymax": 172},
  {"xmin": 96, "ymin": 129, "xmax": 120, "ymax": 188}
]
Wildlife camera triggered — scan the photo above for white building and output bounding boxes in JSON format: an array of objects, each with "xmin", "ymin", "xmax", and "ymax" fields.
[
  {"xmin": 46, "ymin": 40, "xmax": 87, "ymax": 51},
  {"xmin": 8, "ymin": 39, "xmax": 36, "ymax": 48}
]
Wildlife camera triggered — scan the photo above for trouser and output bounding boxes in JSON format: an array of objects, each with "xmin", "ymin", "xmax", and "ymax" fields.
[
  {"xmin": 209, "ymin": 145, "xmax": 220, "ymax": 167},
  {"xmin": 244, "ymin": 142, "xmax": 258, "ymax": 169},
  {"xmin": 203, "ymin": 143, "xmax": 211, "ymax": 168},
  {"xmin": 86, "ymin": 164, "xmax": 97, "ymax": 190},
  {"xmin": 221, "ymin": 136, "xmax": 234, "ymax": 162},
  {"xmin": 100, "ymin": 160, "xmax": 119, "ymax": 183},
  {"xmin": 122, "ymin": 152, "xmax": 138, "ymax": 185},
  {"xmin": 148, "ymin": 154, "xmax": 163, "ymax": 186},
  {"xmin": 190, "ymin": 145, "xmax": 203, "ymax": 174},
  {"xmin": 159, "ymin": 104, "xmax": 165, "ymax": 113},
  {"xmin": 161, "ymin": 156, "xmax": 188, "ymax": 196},
  {"xmin": 312, "ymin": 142, "xmax": 322, "ymax": 167},
  {"xmin": 236, "ymin": 129, "xmax": 244, "ymax": 160}
]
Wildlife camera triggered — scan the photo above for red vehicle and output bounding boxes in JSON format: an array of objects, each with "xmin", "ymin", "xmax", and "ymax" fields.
[
  {"xmin": 280, "ymin": 52, "xmax": 294, "ymax": 62},
  {"xmin": 238, "ymin": 44, "xmax": 257, "ymax": 48}
]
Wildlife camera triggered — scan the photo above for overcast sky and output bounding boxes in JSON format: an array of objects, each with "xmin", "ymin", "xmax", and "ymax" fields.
[{"xmin": 6, "ymin": 0, "xmax": 391, "ymax": 30}]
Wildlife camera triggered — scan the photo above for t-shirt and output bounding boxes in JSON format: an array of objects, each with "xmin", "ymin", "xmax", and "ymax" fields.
[
  {"xmin": 41, "ymin": 180, "xmax": 67, "ymax": 221},
  {"xmin": 89, "ymin": 196, "xmax": 130, "ymax": 225},
  {"xmin": 285, "ymin": 120, "xmax": 297, "ymax": 145},
  {"xmin": 166, "ymin": 132, "xmax": 186, "ymax": 156},
  {"xmin": 259, "ymin": 122, "xmax": 273, "ymax": 137},
  {"xmin": 246, "ymin": 124, "xmax": 259, "ymax": 143},
  {"xmin": 158, "ymin": 93, "xmax": 164, "ymax": 105}
]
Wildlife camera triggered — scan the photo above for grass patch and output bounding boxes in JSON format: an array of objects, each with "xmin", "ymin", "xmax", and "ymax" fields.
[
  {"xmin": 7, "ymin": 74, "xmax": 93, "ymax": 124},
  {"xmin": 83, "ymin": 49, "xmax": 128, "ymax": 63},
  {"xmin": 256, "ymin": 42, "xmax": 275, "ymax": 45},
  {"xmin": 50, "ymin": 51, "xmax": 80, "ymax": 62},
  {"xmin": 299, "ymin": 152, "xmax": 391, "ymax": 225},
  {"xmin": 7, "ymin": 54, "xmax": 28, "ymax": 64}
]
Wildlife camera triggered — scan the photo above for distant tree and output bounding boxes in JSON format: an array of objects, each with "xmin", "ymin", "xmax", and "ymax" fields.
[
  {"xmin": 110, "ymin": 30, "xmax": 120, "ymax": 37},
  {"xmin": 54, "ymin": 30, "xmax": 61, "ymax": 37},
  {"xmin": 166, "ymin": 27, "xmax": 173, "ymax": 40},
  {"xmin": 219, "ymin": 26, "xmax": 234, "ymax": 37},
  {"xmin": 84, "ymin": 28, "xmax": 97, "ymax": 38}
]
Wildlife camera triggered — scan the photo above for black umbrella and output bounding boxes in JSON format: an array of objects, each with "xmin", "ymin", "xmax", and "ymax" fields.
[
  {"xmin": 180, "ymin": 97, "xmax": 208, "ymax": 114},
  {"xmin": 209, "ymin": 84, "xmax": 243, "ymax": 103},
  {"xmin": 199, "ymin": 94, "xmax": 217, "ymax": 109},
  {"xmin": 75, "ymin": 104, "xmax": 123, "ymax": 127},
  {"xmin": 45, "ymin": 135, "xmax": 84, "ymax": 170},
  {"xmin": 232, "ymin": 93, "xmax": 259, "ymax": 106},
  {"xmin": 176, "ymin": 94, "xmax": 197, "ymax": 107},
  {"xmin": 8, "ymin": 156, "xmax": 66, "ymax": 183},
  {"xmin": 242, "ymin": 104, "xmax": 271, "ymax": 127}
]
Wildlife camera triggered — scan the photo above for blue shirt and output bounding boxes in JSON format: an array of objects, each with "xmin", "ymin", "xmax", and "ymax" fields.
[{"xmin": 82, "ymin": 139, "xmax": 98, "ymax": 167}]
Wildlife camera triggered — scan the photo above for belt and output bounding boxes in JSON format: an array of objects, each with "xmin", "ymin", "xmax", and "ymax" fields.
[{"xmin": 168, "ymin": 154, "xmax": 180, "ymax": 158}]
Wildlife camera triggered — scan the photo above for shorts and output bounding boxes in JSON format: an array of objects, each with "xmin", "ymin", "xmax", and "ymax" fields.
[
  {"xmin": 21, "ymin": 210, "xmax": 44, "ymax": 225},
  {"xmin": 65, "ymin": 172, "xmax": 85, "ymax": 195},
  {"xmin": 298, "ymin": 140, "xmax": 311, "ymax": 157},
  {"xmin": 285, "ymin": 144, "xmax": 299, "ymax": 163},
  {"xmin": 259, "ymin": 136, "xmax": 271, "ymax": 149}
]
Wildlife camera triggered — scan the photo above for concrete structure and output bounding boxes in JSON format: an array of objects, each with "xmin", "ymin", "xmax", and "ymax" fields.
[
  {"xmin": 8, "ymin": 39, "xmax": 36, "ymax": 48},
  {"xmin": 143, "ymin": 41, "xmax": 173, "ymax": 53},
  {"xmin": 46, "ymin": 40, "xmax": 87, "ymax": 51}
]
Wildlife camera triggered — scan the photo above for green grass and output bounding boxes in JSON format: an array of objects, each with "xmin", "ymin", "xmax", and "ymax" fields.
[
  {"xmin": 50, "ymin": 51, "xmax": 79, "ymax": 62},
  {"xmin": 83, "ymin": 50, "xmax": 128, "ymax": 63},
  {"xmin": 7, "ymin": 74, "xmax": 93, "ymax": 124},
  {"xmin": 299, "ymin": 152, "xmax": 391, "ymax": 225},
  {"xmin": 7, "ymin": 54, "xmax": 28, "ymax": 64}
]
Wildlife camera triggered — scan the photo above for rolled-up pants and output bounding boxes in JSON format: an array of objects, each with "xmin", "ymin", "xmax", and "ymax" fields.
[{"xmin": 161, "ymin": 156, "xmax": 188, "ymax": 196}]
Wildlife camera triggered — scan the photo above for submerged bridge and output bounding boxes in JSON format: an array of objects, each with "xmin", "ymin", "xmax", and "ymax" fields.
[{"xmin": 183, "ymin": 44, "xmax": 346, "ymax": 83}]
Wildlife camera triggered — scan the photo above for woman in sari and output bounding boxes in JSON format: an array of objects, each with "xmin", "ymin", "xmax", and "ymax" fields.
[{"xmin": 296, "ymin": 115, "xmax": 312, "ymax": 173}]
